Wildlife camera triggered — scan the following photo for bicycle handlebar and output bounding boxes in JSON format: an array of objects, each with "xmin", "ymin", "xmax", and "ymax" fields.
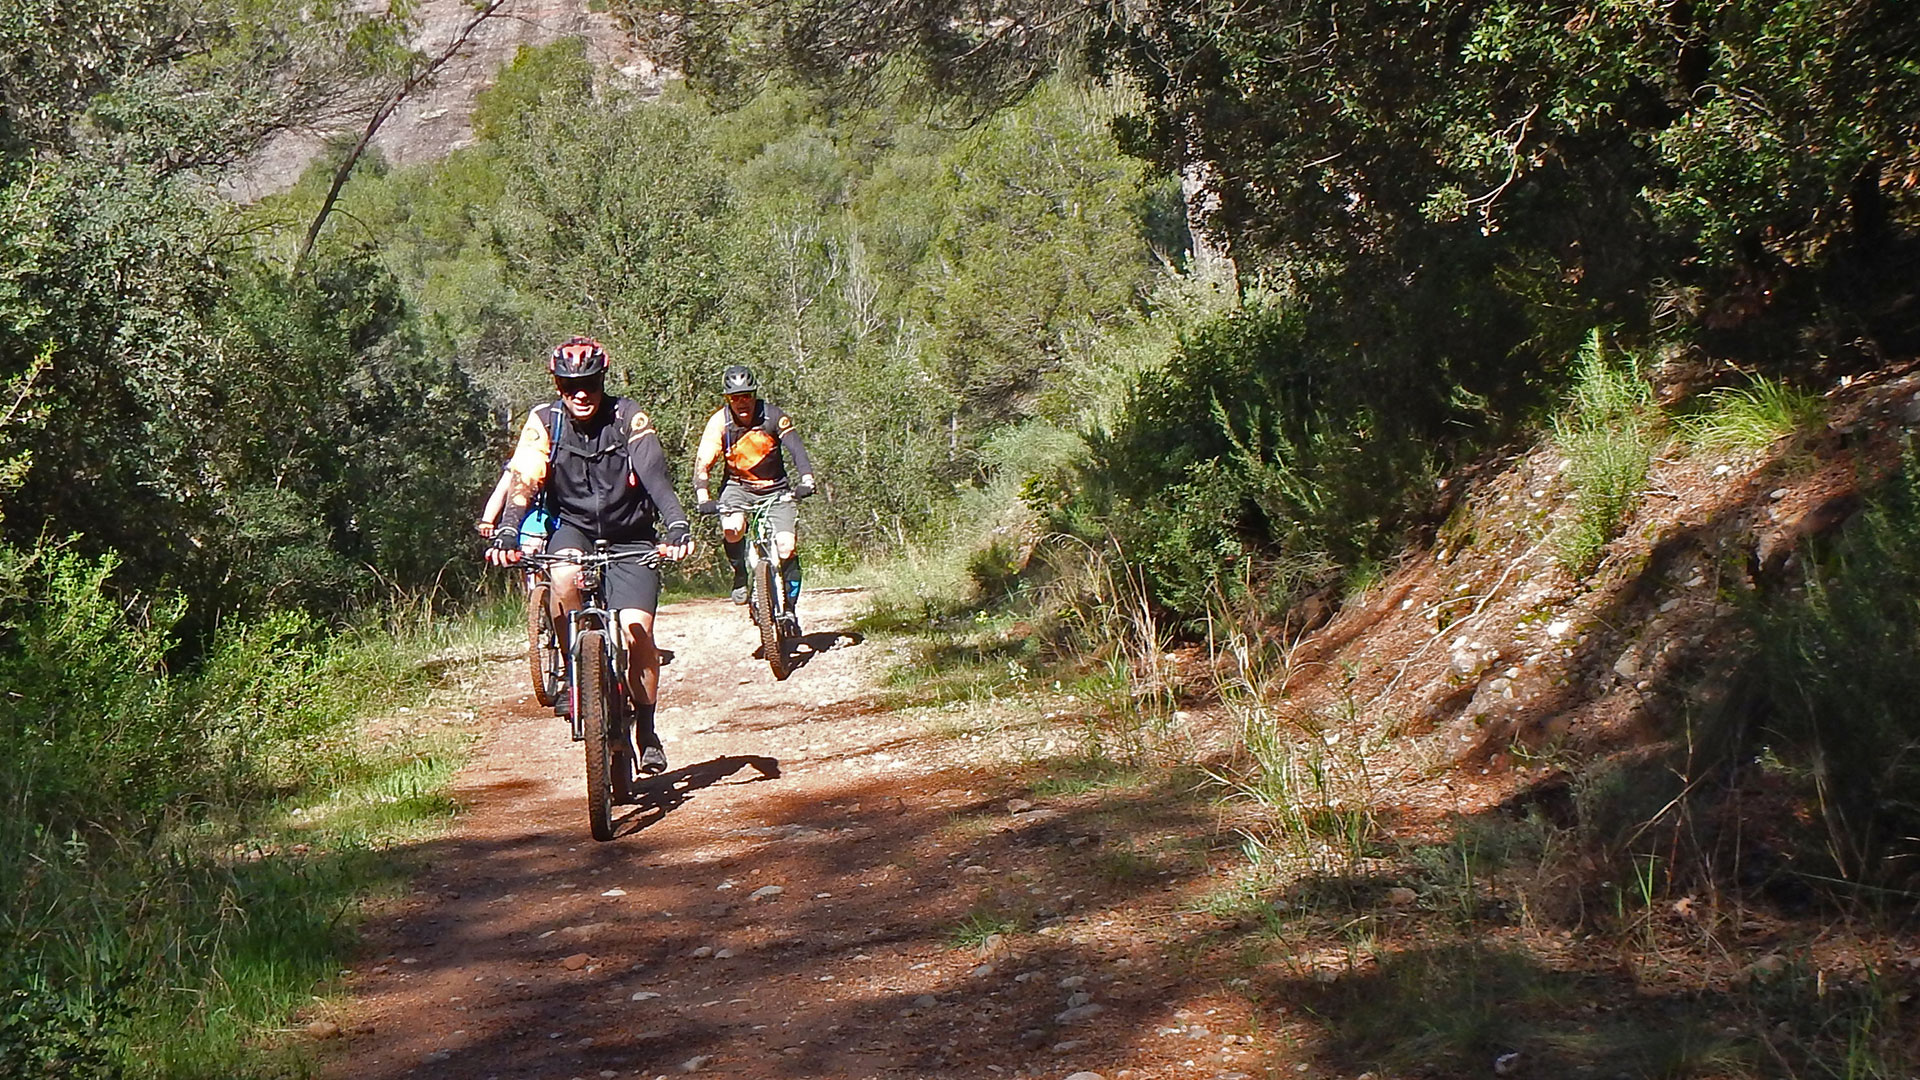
[{"xmin": 521, "ymin": 547, "xmax": 663, "ymax": 570}]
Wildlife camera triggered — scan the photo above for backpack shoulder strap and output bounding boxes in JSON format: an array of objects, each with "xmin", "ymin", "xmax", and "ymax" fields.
[{"xmin": 545, "ymin": 401, "xmax": 564, "ymax": 466}]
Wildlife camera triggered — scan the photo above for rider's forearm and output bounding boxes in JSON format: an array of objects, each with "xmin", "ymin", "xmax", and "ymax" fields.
[
  {"xmin": 779, "ymin": 429, "xmax": 813, "ymax": 480},
  {"xmin": 629, "ymin": 435, "xmax": 692, "ymax": 541}
]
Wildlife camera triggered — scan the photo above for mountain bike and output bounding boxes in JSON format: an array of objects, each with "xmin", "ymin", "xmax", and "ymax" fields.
[
  {"xmin": 524, "ymin": 543, "xmax": 661, "ymax": 841},
  {"xmin": 701, "ymin": 493, "xmax": 797, "ymax": 681}
]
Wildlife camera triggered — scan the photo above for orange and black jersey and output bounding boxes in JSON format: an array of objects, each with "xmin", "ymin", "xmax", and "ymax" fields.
[
  {"xmin": 693, "ymin": 400, "xmax": 812, "ymax": 495},
  {"xmin": 500, "ymin": 396, "xmax": 689, "ymax": 544}
]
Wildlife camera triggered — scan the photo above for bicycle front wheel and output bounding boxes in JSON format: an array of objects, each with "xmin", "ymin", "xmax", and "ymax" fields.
[
  {"xmin": 754, "ymin": 553, "xmax": 790, "ymax": 681},
  {"xmin": 576, "ymin": 629, "xmax": 617, "ymax": 842},
  {"xmin": 527, "ymin": 579, "xmax": 562, "ymax": 707}
]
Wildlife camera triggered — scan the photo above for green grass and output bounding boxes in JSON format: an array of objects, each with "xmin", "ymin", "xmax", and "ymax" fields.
[
  {"xmin": 1027, "ymin": 758, "xmax": 1145, "ymax": 799},
  {"xmin": 947, "ymin": 908, "xmax": 1028, "ymax": 947},
  {"xmin": 1551, "ymin": 330, "xmax": 1662, "ymax": 576},
  {"xmin": 0, "ymin": 587, "xmax": 481, "ymax": 1078},
  {"xmin": 1678, "ymin": 375, "xmax": 1825, "ymax": 452}
]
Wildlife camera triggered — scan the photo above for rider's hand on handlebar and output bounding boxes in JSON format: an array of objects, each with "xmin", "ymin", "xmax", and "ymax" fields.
[
  {"xmin": 657, "ymin": 521, "xmax": 695, "ymax": 562},
  {"xmin": 484, "ymin": 529, "xmax": 523, "ymax": 566},
  {"xmin": 696, "ymin": 499, "xmax": 720, "ymax": 517},
  {"xmin": 793, "ymin": 478, "xmax": 816, "ymax": 500}
]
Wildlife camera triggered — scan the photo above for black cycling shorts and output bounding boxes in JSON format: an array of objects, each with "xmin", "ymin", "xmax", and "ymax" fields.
[
  {"xmin": 717, "ymin": 483, "xmax": 798, "ymax": 535},
  {"xmin": 548, "ymin": 523, "xmax": 661, "ymax": 613}
]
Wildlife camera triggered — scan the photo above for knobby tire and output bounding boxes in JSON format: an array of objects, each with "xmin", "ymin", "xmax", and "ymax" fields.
[
  {"xmin": 527, "ymin": 580, "xmax": 561, "ymax": 707},
  {"xmin": 754, "ymin": 553, "xmax": 790, "ymax": 681},
  {"xmin": 578, "ymin": 629, "xmax": 617, "ymax": 842}
]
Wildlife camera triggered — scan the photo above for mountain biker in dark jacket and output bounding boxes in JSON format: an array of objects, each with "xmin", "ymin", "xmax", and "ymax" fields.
[
  {"xmin": 692, "ymin": 364, "xmax": 815, "ymax": 632},
  {"xmin": 485, "ymin": 336, "xmax": 694, "ymax": 775}
]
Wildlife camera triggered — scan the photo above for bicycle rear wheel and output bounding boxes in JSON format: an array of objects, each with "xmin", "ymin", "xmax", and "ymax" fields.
[
  {"xmin": 577, "ymin": 629, "xmax": 617, "ymax": 841},
  {"xmin": 754, "ymin": 554, "xmax": 790, "ymax": 681},
  {"xmin": 527, "ymin": 579, "xmax": 562, "ymax": 707}
]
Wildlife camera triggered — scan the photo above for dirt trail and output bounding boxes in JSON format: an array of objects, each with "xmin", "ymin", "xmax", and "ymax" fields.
[{"xmin": 321, "ymin": 587, "xmax": 1266, "ymax": 1080}]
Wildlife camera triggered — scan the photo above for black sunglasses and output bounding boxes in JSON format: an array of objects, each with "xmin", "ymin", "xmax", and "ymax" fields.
[{"xmin": 557, "ymin": 375, "xmax": 604, "ymax": 396}]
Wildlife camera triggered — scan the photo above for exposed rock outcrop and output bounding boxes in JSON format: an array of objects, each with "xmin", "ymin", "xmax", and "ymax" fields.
[{"xmin": 229, "ymin": 0, "xmax": 660, "ymax": 201}]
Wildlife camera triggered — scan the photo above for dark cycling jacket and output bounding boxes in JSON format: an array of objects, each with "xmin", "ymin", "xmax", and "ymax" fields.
[{"xmin": 500, "ymin": 396, "xmax": 690, "ymax": 545}]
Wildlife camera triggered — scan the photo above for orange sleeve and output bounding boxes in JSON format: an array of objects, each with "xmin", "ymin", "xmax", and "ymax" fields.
[{"xmin": 504, "ymin": 409, "xmax": 550, "ymax": 508}]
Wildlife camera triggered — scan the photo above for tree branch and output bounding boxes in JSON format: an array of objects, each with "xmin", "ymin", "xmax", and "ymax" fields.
[{"xmin": 293, "ymin": 0, "xmax": 510, "ymax": 273}]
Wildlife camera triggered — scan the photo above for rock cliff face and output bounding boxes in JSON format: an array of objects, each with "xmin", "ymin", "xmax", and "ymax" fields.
[{"xmin": 229, "ymin": 0, "xmax": 658, "ymax": 201}]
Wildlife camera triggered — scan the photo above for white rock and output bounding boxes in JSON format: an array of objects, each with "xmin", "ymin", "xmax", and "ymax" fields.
[{"xmin": 750, "ymin": 885, "xmax": 784, "ymax": 901}]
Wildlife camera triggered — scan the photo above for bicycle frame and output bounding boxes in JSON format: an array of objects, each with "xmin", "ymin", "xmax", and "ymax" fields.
[
  {"xmin": 742, "ymin": 495, "xmax": 794, "ymax": 629},
  {"xmin": 522, "ymin": 543, "xmax": 661, "ymax": 841},
  {"xmin": 530, "ymin": 544, "xmax": 655, "ymax": 739}
]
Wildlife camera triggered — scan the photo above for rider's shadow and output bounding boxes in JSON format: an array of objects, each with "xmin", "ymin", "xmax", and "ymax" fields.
[
  {"xmin": 616, "ymin": 754, "xmax": 780, "ymax": 833},
  {"xmin": 761, "ymin": 628, "xmax": 865, "ymax": 674}
]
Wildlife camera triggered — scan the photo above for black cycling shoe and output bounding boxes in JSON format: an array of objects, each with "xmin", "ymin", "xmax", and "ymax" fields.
[{"xmin": 639, "ymin": 745, "xmax": 668, "ymax": 775}]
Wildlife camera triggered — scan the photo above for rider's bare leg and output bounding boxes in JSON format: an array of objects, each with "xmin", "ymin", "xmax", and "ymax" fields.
[
  {"xmin": 620, "ymin": 607, "xmax": 667, "ymax": 771},
  {"xmin": 721, "ymin": 512, "xmax": 748, "ymax": 599},
  {"xmin": 618, "ymin": 607, "xmax": 660, "ymax": 711},
  {"xmin": 548, "ymin": 552, "xmax": 585, "ymax": 652},
  {"xmin": 774, "ymin": 529, "xmax": 801, "ymax": 616}
]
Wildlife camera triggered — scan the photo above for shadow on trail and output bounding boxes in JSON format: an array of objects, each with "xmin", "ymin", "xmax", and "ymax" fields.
[
  {"xmin": 615, "ymin": 754, "xmax": 782, "ymax": 834},
  {"xmin": 749, "ymin": 627, "xmax": 864, "ymax": 675}
]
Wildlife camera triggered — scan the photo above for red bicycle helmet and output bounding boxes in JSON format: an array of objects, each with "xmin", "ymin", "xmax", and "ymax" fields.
[{"xmin": 549, "ymin": 336, "xmax": 608, "ymax": 378}]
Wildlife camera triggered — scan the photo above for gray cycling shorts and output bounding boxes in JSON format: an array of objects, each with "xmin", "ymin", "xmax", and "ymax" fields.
[{"xmin": 717, "ymin": 484, "xmax": 797, "ymax": 535}]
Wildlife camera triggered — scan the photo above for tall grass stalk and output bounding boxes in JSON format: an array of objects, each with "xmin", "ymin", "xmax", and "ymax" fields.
[
  {"xmin": 1203, "ymin": 607, "xmax": 1386, "ymax": 883},
  {"xmin": 1552, "ymin": 329, "xmax": 1661, "ymax": 575}
]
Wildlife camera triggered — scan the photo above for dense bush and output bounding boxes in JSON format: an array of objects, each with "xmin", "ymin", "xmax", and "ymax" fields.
[
  {"xmin": 0, "ymin": 541, "xmax": 433, "ymax": 1076},
  {"xmin": 1076, "ymin": 301, "xmax": 1486, "ymax": 619},
  {"xmin": 1732, "ymin": 448, "xmax": 1920, "ymax": 887}
]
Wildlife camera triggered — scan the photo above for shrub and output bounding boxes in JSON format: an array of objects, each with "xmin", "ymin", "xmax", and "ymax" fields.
[
  {"xmin": 1076, "ymin": 301, "xmax": 1459, "ymax": 622},
  {"xmin": 1732, "ymin": 446, "xmax": 1920, "ymax": 886},
  {"xmin": 1550, "ymin": 331, "xmax": 1660, "ymax": 575}
]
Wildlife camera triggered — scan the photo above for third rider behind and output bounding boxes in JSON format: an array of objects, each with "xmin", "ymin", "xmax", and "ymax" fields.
[{"xmin": 692, "ymin": 364, "xmax": 816, "ymax": 632}]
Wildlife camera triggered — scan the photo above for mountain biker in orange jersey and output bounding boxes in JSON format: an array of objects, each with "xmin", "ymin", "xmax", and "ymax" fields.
[
  {"xmin": 485, "ymin": 336, "xmax": 695, "ymax": 775},
  {"xmin": 692, "ymin": 364, "xmax": 816, "ymax": 632}
]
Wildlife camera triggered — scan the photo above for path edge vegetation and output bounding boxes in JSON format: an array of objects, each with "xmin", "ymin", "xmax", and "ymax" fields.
[{"xmin": 2, "ymin": 0, "xmax": 1917, "ymax": 1074}]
